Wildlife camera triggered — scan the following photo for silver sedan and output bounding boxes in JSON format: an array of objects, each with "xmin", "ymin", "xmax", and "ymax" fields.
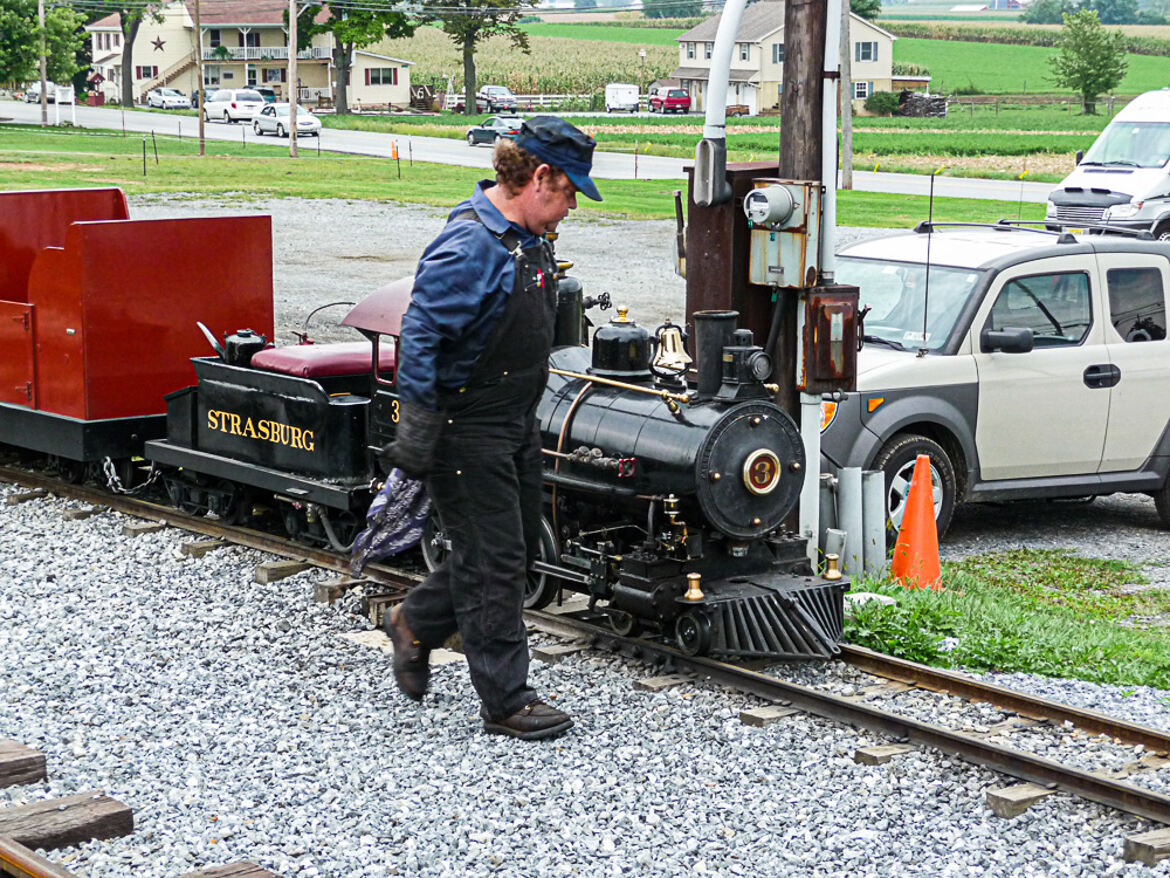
[{"xmin": 252, "ymin": 103, "xmax": 322, "ymax": 138}]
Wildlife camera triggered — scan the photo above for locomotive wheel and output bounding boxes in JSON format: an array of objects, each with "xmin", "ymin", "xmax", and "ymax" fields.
[
  {"xmin": 873, "ymin": 433, "xmax": 957, "ymax": 544},
  {"xmin": 675, "ymin": 611, "xmax": 712, "ymax": 657},
  {"xmin": 420, "ymin": 509, "xmax": 449, "ymax": 573},
  {"xmin": 48, "ymin": 456, "xmax": 87, "ymax": 484},
  {"xmin": 212, "ymin": 480, "xmax": 249, "ymax": 525},
  {"xmin": 608, "ymin": 609, "xmax": 641, "ymax": 637},
  {"xmin": 524, "ymin": 516, "xmax": 562, "ymax": 610}
]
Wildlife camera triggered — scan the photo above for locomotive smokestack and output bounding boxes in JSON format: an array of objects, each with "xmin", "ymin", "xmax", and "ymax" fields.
[{"xmin": 693, "ymin": 310, "xmax": 739, "ymax": 399}]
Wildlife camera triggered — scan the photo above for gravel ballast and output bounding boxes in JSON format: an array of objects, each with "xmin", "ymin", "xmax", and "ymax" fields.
[
  {"xmin": 0, "ymin": 481, "xmax": 1168, "ymax": 877},
  {"xmin": 1, "ymin": 197, "xmax": 1168, "ymax": 876}
]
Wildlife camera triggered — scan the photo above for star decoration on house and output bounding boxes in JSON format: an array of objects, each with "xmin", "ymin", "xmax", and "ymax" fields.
[{"xmin": 152, "ymin": 37, "xmax": 166, "ymax": 51}]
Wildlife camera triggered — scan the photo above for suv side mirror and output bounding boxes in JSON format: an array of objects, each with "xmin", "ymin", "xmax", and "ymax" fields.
[
  {"xmin": 981, "ymin": 326, "xmax": 1034, "ymax": 354},
  {"xmin": 1075, "ymin": 149, "xmax": 1084, "ymax": 166}
]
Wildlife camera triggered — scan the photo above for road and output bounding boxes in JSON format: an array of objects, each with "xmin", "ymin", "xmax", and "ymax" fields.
[{"xmin": 1, "ymin": 100, "xmax": 1054, "ymax": 203}]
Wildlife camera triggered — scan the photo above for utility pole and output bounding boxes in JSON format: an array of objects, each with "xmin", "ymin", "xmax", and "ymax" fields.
[
  {"xmin": 37, "ymin": 0, "xmax": 47, "ymax": 127},
  {"xmin": 779, "ymin": 0, "xmax": 825, "ymax": 181},
  {"xmin": 195, "ymin": 0, "xmax": 205, "ymax": 155},
  {"xmin": 288, "ymin": 0, "xmax": 298, "ymax": 158},
  {"xmin": 840, "ymin": 1, "xmax": 853, "ymax": 190}
]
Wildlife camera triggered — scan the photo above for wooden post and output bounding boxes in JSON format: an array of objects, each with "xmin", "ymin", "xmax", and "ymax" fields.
[
  {"xmin": 37, "ymin": 0, "xmax": 47, "ymax": 127},
  {"xmin": 196, "ymin": 0, "xmax": 205, "ymax": 155},
  {"xmin": 288, "ymin": 0, "xmax": 298, "ymax": 158},
  {"xmin": 839, "ymin": 0, "xmax": 852, "ymax": 191}
]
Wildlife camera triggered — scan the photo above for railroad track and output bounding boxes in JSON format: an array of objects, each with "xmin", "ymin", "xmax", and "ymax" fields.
[{"xmin": 2, "ymin": 462, "xmax": 1169, "ymax": 865}]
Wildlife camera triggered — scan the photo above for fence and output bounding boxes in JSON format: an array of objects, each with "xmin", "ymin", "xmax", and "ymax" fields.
[
  {"xmin": 441, "ymin": 92, "xmax": 595, "ymax": 112},
  {"xmin": 944, "ymin": 95, "xmax": 1125, "ymax": 116}
]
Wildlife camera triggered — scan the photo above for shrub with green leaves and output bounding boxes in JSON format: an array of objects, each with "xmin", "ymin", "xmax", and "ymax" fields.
[{"xmin": 865, "ymin": 91, "xmax": 901, "ymax": 115}]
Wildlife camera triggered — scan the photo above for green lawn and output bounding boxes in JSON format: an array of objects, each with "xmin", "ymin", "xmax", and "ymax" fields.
[
  {"xmin": 895, "ymin": 37, "xmax": 1170, "ymax": 96},
  {"xmin": 0, "ymin": 124, "xmax": 1046, "ymax": 226}
]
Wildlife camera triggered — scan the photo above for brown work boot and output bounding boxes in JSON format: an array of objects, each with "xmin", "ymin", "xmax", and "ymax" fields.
[
  {"xmin": 383, "ymin": 605, "xmax": 430, "ymax": 702},
  {"xmin": 483, "ymin": 700, "xmax": 573, "ymax": 741}
]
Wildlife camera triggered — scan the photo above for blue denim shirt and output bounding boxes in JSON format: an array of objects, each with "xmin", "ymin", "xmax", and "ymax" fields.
[{"xmin": 396, "ymin": 181, "xmax": 542, "ymax": 411}]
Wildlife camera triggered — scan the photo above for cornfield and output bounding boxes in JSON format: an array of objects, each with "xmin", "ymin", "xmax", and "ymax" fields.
[{"xmin": 371, "ymin": 26, "xmax": 678, "ymax": 94}]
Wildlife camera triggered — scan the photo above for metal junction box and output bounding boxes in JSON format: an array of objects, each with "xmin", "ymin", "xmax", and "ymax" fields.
[
  {"xmin": 745, "ymin": 179, "xmax": 821, "ymax": 288},
  {"xmin": 799, "ymin": 286, "xmax": 860, "ymax": 394}
]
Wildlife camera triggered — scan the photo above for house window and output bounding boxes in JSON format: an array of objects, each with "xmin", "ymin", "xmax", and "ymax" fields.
[
  {"xmin": 366, "ymin": 67, "xmax": 398, "ymax": 86},
  {"xmin": 134, "ymin": 66, "xmax": 158, "ymax": 79},
  {"xmin": 854, "ymin": 81, "xmax": 871, "ymax": 99},
  {"xmin": 209, "ymin": 29, "xmax": 221, "ymax": 48},
  {"xmin": 772, "ymin": 43, "xmax": 784, "ymax": 64},
  {"xmin": 855, "ymin": 41, "xmax": 878, "ymax": 62},
  {"xmin": 243, "ymin": 32, "xmax": 260, "ymax": 48},
  {"xmin": 113, "ymin": 32, "xmax": 119, "ymax": 47},
  {"xmin": 204, "ymin": 64, "xmax": 221, "ymax": 85},
  {"xmin": 264, "ymin": 67, "xmax": 286, "ymax": 84},
  {"xmin": 704, "ymin": 42, "xmax": 713, "ymax": 60},
  {"xmin": 738, "ymin": 42, "xmax": 750, "ymax": 62},
  {"xmin": 684, "ymin": 42, "xmax": 694, "ymax": 60}
]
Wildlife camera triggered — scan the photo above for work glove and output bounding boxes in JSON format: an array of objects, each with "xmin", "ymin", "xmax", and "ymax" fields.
[{"xmin": 377, "ymin": 400, "xmax": 445, "ymax": 480}]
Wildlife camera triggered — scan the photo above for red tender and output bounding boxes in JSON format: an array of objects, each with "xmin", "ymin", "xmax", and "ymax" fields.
[{"xmin": 250, "ymin": 341, "xmax": 395, "ymax": 379}]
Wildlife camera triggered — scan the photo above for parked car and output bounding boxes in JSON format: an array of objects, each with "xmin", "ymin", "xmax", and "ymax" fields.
[
  {"xmin": 476, "ymin": 85, "xmax": 517, "ymax": 112},
  {"xmin": 23, "ymin": 83, "xmax": 55, "ymax": 103},
  {"xmin": 605, "ymin": 82, "xmax": 639, "ymax": 114},
  {"xmin": 822, "ymin": 223, "xmax": 1170, "ymax": 537},
  {"xmin": 253, "ymin": 103, "xmax": 321, "ymax": 137},
  {"xmin": 466, "ymin": 115, "xmax": 524, "ymax": 147},
  {"xmin": 146, "ymin": 88, "xmax": 191, "ymax": 110},
  {"xmin": 255, "ymin": 87, "xmax": 278, "ymax": 103},
  {"xmin": 649, "ymin": 87, "xmax": 690, "ymax": 114},
  {"xmin": 202, "ymin": 88, "xmax": 265, "ymax": 123}
]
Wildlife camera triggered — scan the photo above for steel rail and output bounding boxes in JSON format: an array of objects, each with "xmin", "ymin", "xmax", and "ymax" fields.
[
  {"xmin": 840, "ymin": 644, "xmax": 1170, "ymax": 753},
  {"xmin": 5, "ymin": 463, "xmax": 1170, "ymax": 822},
  {"xmin": 527, "ymin": 611, "xmax": 1170, "ymax": 825},
  {"xmin": 0, "ymin": 836, "xmax": 75, "ymax": 878}
]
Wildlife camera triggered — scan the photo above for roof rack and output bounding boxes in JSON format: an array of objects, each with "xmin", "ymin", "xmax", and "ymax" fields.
[{"xmin": 911, "ymin": 219, "xmax": 1156, "ymax": 242}]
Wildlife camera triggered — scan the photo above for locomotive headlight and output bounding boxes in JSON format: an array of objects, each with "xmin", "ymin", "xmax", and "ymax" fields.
[
  {"xmin": 747, "ymin": 349, "xmax": 773, "ymax": 381},
  {"xmin": 743, "ymin": 448, "xmax": 781, "ymax": 495}
]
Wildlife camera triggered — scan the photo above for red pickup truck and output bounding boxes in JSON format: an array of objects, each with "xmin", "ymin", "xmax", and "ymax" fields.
[{"xmin": 649, "ymin": 88, "xmax": 691, "ymax": 114}]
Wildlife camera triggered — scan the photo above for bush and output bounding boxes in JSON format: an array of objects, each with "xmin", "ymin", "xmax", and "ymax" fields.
[{"xmin": 864, "ymin": 91, "xmax": 901, "ymax": 115}]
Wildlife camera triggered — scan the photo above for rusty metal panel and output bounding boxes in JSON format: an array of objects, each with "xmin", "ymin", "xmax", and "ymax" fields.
[
  {"xmin": 0, "ymin": 301, "xmax": 35, "ymax": 407},
  {"xmin": 0, "ymin": 188, "xmax": 128, "ymax": 304},
  {"xmin": 800, "ymin": 285, "xmax": 859, "ymax": 394},
  {"xmin": 28, "ymin": 215, "xmax": 274, "ymax": 421}
]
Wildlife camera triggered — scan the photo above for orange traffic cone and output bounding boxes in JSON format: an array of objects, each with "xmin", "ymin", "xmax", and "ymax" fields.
[
  {"xmin": 391, "ymin": 141, "xmax": 399, "ymax": 159},
  {"xmin": 889, "ymin": 454, "xmax": 942, "ymax": 590}
]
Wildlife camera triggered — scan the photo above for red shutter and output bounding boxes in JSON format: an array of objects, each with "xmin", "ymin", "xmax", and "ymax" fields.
[
  {"xmin": 365, "ymin": 69, "xmax": 370, "ymax": 86},
  {"xmin": 281, "ymin": 69, "xmax": 287, "ymax": 82},
  {"xmin": 393, "ymin": 68, "xmax": 398, "ymax": 85},
  {"xmin": 134, "ymin": 66, "xmax": 140, "ymax": 79}
]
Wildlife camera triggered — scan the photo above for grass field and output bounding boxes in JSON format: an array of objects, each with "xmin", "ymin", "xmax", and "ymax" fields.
[
  {"xmin": 0, "ymin": 124, "xmax": 1046, "ymax": 227},
  {"xmin": 519, "ymin": 22, "xmax": 682, "ymax": 46},
  {"xmin": 895, "ymin": 38, "xmax": 1170, "ymax": 95}
]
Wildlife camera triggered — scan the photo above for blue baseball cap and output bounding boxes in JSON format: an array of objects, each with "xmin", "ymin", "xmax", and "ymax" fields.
[{"xmin": 515, "ymin": 115, "xmax": 602, "ymax": 202}]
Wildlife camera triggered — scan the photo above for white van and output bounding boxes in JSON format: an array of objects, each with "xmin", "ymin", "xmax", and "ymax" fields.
[
  {"xmin": 1046, "ymin": 89, "xmax": 1170, "ymax": 239},
  {"xmin": 605, "ymin": 83, "xmax": 639, "ymax": 113}
]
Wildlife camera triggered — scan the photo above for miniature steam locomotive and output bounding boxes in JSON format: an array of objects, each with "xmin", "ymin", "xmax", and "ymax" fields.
[{"xmin": 1, "ymin": 187, "xmax": 846, "ymax": 661}]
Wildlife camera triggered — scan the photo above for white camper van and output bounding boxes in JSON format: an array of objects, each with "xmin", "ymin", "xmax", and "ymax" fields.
[
  {"xmin": 1046, "ymin": 89, "xmax": 1170, "ymax": 239},
  {"xmin": 605, "ymin": 83, "xmax": 640, "ymax": 113}
]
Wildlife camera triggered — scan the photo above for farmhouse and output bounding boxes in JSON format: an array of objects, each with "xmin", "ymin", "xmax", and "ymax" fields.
[
  {"xmin": 85, "ymin": 0, "xmax": 412, "ymax": 108},
  {"xmin": 672, "ymin": 0, "xmax": 897, "ymax": 115}
]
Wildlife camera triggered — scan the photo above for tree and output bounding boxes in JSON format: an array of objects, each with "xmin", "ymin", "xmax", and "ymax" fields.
[
  {"xmin": 417, "ymin": 0, "xmax": 539, "ymax": 117},
  {"xmin": 1089, "ymin": 0, "xmax": 1140, "ymax": 22},
  {"xmin": 0, "ymin": 0, "xmax": 84, "ymax": 86},
  {"xmin": 1021, "ymin": 0, "xmax": 1079, "ymax": 23},
  {"xmin": 89, "ymin": 2, "xmax": 163, "ymax": 106},
  {"xmin": 849, "ymin": 0, "xmax": 882, "ymax": 20},
  {"xmin": 292, "ymin": 3, "xmax": 416, "ymax": 115},
  {"xmin": 1048, "ymin": 8, "xmax": 1127, "ymax": 113}
]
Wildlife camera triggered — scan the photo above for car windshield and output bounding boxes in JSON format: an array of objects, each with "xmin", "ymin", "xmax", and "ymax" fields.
[
  {"xmin": 237, "ymin": 92, "xmax": 264, "ymax": 102},
  {"xmin": 276, "ymin": 105, "xmax": 313, "ymax": 116},
  {"xmin": 496, "ymin": 117, "xmax": 522, "ymax": 126},
  {"xmin": 669, "ymin": 90, "xmax": 687, "ymax": 97},
  {"xmin": 161, "ymin": 89, "xmax": 181, "ymax": 97},
  {"xmin": 836, "ymin": 256, "xmax": 984, "ymax": 351},
  {"xmin": 1082, "ymin": 120, "xmax": 1170, "ymax": 168}
]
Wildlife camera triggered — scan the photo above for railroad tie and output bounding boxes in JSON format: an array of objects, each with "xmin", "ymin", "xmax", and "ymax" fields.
[
  {"xmin": 314, "ymin": 576, "xmax": 366, "ymax": 604},
  {"xmin": 985, "ymin": 782, "xmax": 1056, "ymax": 818},
  {"xmin": 633, "ymin": 674, "xmax": 691, "ymax": 693},
  {"xmin": 253, "ymin": 560, "xmax": 311, "ymax": 584},
  {"xmin": 532, "ymin": 643, "xmax": 586, "ymax": 664},
  {"xmin": 853, "ymin": 743, "xmax": 915, "ymax": 765},
  {"xmin": 1124, "ymin": 827, "xmax": 1170, "ymax": 867},
  {"xmin": 122, "ymin": 519, "xmax": 166, "ymax": 537},
  {"xmin": 176, "ymin": 862, "xmax": 286, "ymax": 877},
  {"xmin": 0, "ymin": 740, "xmax": 46, "ymax": 788},
  {"xmin": 6, "ymin": 490, "xmax": 48, "ymax": 506},
  {"xmin": 739, "ymin": 705, "xmax": 799, "ymax": 728},
  {"xmin": 0, "ymin": 791, "xmax": 133, "ymax": 850}
]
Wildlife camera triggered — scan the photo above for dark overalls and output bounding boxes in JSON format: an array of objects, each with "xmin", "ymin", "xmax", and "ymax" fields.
[{"xmin": 400, "ymin": 211, "xmax": 557, "ymax": 722}]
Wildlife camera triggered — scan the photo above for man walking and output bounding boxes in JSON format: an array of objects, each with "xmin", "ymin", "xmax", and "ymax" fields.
[{"xmin": 379, "ymin": 116, "xmax": 602, "ymax": 741}]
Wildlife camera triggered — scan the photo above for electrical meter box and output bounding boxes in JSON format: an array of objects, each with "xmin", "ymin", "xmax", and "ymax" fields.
[
  {"xmin": 745, "ymin": 178, "xmax": 821, "ymax": 288},
  {"xmin": 800, "ymin": 285, "xmax": 860, "ymax": 394}
]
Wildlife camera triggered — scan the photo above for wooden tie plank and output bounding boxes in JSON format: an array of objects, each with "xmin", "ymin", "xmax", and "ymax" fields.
[
  {"xmin": 63, "ymin": 507, "xmax": 102, "ymax": 521},
  {"xmin": 1124, "ymin": 827, "xmax": 1170, "ymax": 866},
  {"xmin": 986, "ymin": 782, "xmax": 1055, "ymax": 818},
  {"xmin": 0, "ymin": 792, "xmax": 133, "ymax": 850},
  {"xmin": 122, "ymin": 520, "xmax": 166, "ymax": 537},
  {"xmin": 253, "ymin": 560, "xmax": 310, "ymax": 584},
  {"xmin": 739, "ymin": 705, "xmax": 799, "ymax": 727},
  {"xmin": 0, "ymin": 740, "xmax": 46, "ymax": 788},
  {"xmin": 854, "ymin": 743, "xmax": 915, "ymax": 765},
  {"xmin": 5, "ymin": 490, "xmax": 47, "ymax": 506},
  {"xmin": 176, "ymin": 862, "xmax": 285, "ymax": 878},
  {"xmin": 633, "ymin": 674, "xmax": 690, "ymax": 692},
  {"xmin": 181, "ymin": 539, "xmax": 225, "ymax": 558},
  {"xmin": 314, "ymin": 577, "xmax": 365, "ymax": 604},
  {"xmin": 532, "ymin": 643, "xmax": 585, "ymax": 664}
]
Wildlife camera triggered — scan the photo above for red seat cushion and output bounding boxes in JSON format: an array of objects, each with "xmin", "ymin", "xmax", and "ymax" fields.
[{"xmin": 250, "ymin": 341, "xmax": 394, "ymax": 379}]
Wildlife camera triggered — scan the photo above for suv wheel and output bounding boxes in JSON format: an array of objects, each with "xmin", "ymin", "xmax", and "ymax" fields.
[
  {"xmin": 1153, "ymin": 220, "xmax": 1170, "ymax": 241},
  {"xmin": 467, "ymin": 132, "xmax": 476, "ymax": 146},
  {"xmin": 873, "ymin": 433, "xmax": 957, "ymax": 543},
  {"xmin": 1155, "ymin": 479, "xmax": 1170, "ymax": 527}
]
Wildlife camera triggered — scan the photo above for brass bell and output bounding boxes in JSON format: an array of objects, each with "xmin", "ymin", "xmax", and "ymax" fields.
[
  {"xmin": 823, "ymin": 553, "xmax": 842, "ymax": 581},
  {"xmin": 683, "ymin": 572, "xmax": 704, "ymax": 601},
  {"xmin": 652, "ymin": 320, "xmax": 693, "ymax": 373}
]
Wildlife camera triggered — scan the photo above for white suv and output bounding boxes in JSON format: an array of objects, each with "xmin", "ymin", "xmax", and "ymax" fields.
[
  {"xmin": 823, "ymin": 223, "xmax": 1170, "ymax": 535},
  {"xmin": 202, "ymin": 88, "xmax": 265, "ymax": 123}
]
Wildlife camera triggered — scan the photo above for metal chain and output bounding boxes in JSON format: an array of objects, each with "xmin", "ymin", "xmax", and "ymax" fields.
[{"xmin": 101, "ymin": 456, "xmax": 162, "ymax": 495}]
